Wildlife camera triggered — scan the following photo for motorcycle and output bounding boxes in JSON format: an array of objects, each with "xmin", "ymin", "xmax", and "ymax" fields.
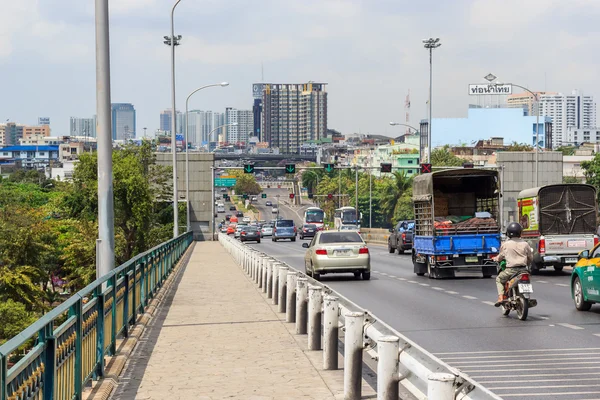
[{"xmin": 498, "ymin": 260, "xmax": 538, "ymax": 320}]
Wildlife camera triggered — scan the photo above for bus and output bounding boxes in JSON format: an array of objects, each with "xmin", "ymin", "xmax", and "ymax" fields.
[
  {"xmin": 334, "ymin": 207, "xmax": 361, "ymax": 229},
  {"xmin": 303, "ymin": 207, "xmax": 325, "ymax": 229}
]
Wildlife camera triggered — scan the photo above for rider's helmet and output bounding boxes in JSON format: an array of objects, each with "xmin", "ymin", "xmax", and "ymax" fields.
[{"xmin": 506, "ymin": 222, "xmax": 523, "ymax": 239}]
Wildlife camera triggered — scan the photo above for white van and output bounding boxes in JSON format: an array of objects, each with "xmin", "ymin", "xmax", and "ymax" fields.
[{"xmin": 217, "ymin": 203, "xmax": 225, "ymax": 213}]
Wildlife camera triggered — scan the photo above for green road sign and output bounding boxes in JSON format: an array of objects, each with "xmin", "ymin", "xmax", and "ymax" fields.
[
  {"xmin": 285, "ymin": 164, "xmax": 296, "ymax": 174},
  {"xmin": 324, "ymin": 163, "xmax": 334, "ymax": 172},
  {"xmin": 261, "ymin": 193, "xmax": 267, "ymax": 198},
  {"xmin": 244, "ymin": 164, "xmax": 255, "ymax": 174},
  {"xmin": 214, "ymin": 178, "xmax": 237, "ymax": 187}
]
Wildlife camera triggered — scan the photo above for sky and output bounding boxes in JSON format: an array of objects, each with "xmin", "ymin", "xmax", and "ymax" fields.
[{"xmin": 1, "ymin": 0, "xmax": 599, "ymax": 146}]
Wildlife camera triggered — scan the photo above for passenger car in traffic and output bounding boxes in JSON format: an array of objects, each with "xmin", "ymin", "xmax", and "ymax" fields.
[
  {"xmin": 571, "ymin": 245, "xmax": 600, "ymax": 311},
  {"xmin": 272, "ymin": 206, "xmax": 279, "ymax": 214},
  {"xmin": 266, "ymin": 201, "xmax": 273, "ymax": 206},
  {"xmin": 388, "ymin": 220, "xmax": 414, "ymax": 254},
  {"xmin": 230, "ymin": 205, "xmax": 236, "ymax": 211},
  {"xmin": 300, "ymin": 224, "xmax": 317, "ymax": 240},
  {"xmin": 302, "ymin": 231, "xmax": 370, "ymax": 281},
  {"xmin": 273, "ymin": 219, "xmax": 296, "ymax": 242},
  {"xmin": 234, "ymin": 224, "xmax": 247, "ymax": 239},
  {"xmin": 340, "ymin": 224, "xmax": 360, "ymax": 233},
  {"xmin": 261, "ymin": 224, "xmax": 273, "ymax": 237},
  {"xmin": 240, "ymin": 226, "xmax": 261, "ymax": 243},
  {"xmin": 226, "ymin": 225, "xmax": 235, "ymax": 235},
  {"xmin": 242, "ymin": 216, "xmax": 251, "ymax": 223}
]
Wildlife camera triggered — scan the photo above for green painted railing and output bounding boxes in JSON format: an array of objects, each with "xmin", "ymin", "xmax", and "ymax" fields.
[{"xmin": 0, "ymin": 231, "xmax": 193, "ymax": 400}]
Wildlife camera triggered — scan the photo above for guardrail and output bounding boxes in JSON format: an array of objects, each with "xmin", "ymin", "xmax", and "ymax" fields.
[
  {"xmin": 0, "ymin": 232, "xmax": 193, "ymax": 400},
  {"xmin": 219, "ymin": 233, "xmax": 501, "ymax": 400}
]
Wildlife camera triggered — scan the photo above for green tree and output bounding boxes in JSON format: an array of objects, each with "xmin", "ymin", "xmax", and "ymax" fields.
[
  {"xmin": 0, "ymin": 300, "xmax": 37, "ymax": 344},
  {"xmin": 581, "ymin": 155, "xmax": 600, "ymax": 199},
  {"xmin": 431, "ymin": 146, "xmax": 464, "ymax": 167},
  {"xmin": 556, "ymin": 146, "xmax": 576, "ymax": 156},
  {"xmin": 231, "ymin": 174, "xmax": 261, "ymax": 195},
  {"xmin": 506, "ymin": 142, "xmax": 534, "ymax": 152},
  {"xmin": 379, "ymin": 172, "xmax": 413, "ymax": 225},
  {"xmin": 562, "ymin": 176, "xmax": 579, "ymax": 184}
]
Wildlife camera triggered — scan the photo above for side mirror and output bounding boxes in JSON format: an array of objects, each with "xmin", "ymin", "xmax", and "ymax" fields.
[
  {"xmin": 579, "ymin": 250, "xmax": 590, "ymax": 260},
  {"xmin": 302, "ymin": 243, "xmax": 309, "ymax": 248}
]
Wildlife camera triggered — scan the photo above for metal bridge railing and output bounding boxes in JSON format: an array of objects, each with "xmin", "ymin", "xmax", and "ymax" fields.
[{"xmin": 0, "ymin": 231, "xmax": 193, "ymax": 400}]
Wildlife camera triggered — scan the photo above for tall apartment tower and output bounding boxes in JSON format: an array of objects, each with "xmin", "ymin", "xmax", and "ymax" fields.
[
  {"xmin": 254, "ymin": 82, "xmax": 327, "ymax": 153},
  {"xmin": 225, "ymin": 108, "xmax": 253, "ymax": 145},
  {"xmin": 111, "ymin": 103, "xmax": 136, "ymax": 140},
  {"xmin": 539, "ymin": 90, "xmax": 596, "ymax": 147}
]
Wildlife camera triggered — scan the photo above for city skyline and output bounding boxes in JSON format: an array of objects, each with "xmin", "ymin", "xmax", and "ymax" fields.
[{"xmin": 1, "ymin": 1, "xmax": 599, "ymax": 146}]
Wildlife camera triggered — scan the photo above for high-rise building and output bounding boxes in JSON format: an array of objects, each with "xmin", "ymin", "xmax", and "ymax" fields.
[
  {"xmin": 111, "ymin": 103, "xmax": 136, "ymax": 140},
  {"xmin": 185, "ymin": 110, "xmax": 225, "ymax": 145},
  {"xmin": 255, "ymin": 82, "xmax": 327, "ymax": 153},
  {"xmin": 159, "ymin": 109, "xmax": 183, "ymax": 134},
  {"xmin": 70, "ymin": 116, "xmax": 97, "ymax": 138},
  {"xmin": 539, "ymin": 90, "xmax": 596, "ymax": 147},
  {"xmin": 225, "ymin": 108, "xmax": 253, "ymax": 145},
  {"xmin": 0, "ymin": 123, "xmax": 24, "ymax": 146},
  {"xmin": 506, "ymin": 92, "xmax": 556, "ymax": 116}
]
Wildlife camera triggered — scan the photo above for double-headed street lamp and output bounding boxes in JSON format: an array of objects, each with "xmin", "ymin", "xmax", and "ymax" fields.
[
  {"xmin": 389, "ymin": 122, "xmax": 420, "ymax": 132},
  {"xmin": 423, "ymin": 37, "xmax": 441, "ymax": 164},
  {"xmin": 184, "ymin": 83, "xmax": 230, "ymax": 232}
]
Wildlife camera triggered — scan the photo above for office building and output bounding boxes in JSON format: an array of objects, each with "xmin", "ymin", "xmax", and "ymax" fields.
[
  {"xmin": 160, "ymin": 109, "xmax": 184, "ymax": 134},
  {"xmin": 566, "ymin": 127, "xmax": 600, "ymax": 146},
  {"xmin": 111, "ymin": 103, "xmax": 136, "ymax": 140},
  {"xmin": 506, "ymin": 92, "xmax": 556, "ymax": 116},
  {"xmin": 539, "ymin": 90, "xmax": 596, "ymax": 147},
  {"xmin": 0, "ymin": 123, "xmax": 24, "ymax": 146},
  {"xmin": 225, "ymin": 108, "xmax": 253, "ymax": 145},
  {"xmin": 70, "ymin": 116, "xmax": 97, "ymax": 138},
  {"xmin": 254, "ymin": 82, "xmax": 328, "ymax": 153},
  {"xmin": 185, "ymin": 110, "xmax": 225, "ymax": 145}
]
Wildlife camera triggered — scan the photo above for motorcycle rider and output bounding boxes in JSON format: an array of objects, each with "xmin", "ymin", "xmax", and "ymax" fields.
[{"xmin": 493, "ymin": 222, "xmax": 533, "ymax": 307}]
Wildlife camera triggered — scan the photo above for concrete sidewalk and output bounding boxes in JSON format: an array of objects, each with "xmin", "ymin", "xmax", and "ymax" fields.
[{"xmin": 110, "ymin": 242, "xmax": 375, "ymax": 400}]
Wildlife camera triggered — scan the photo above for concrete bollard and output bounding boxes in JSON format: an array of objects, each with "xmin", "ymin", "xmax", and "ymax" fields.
[
  {"xmin": 262, "ymin": 258, "xmax": 270, "ymax": 293},
  {"xmin": 323, "ymin": 296, "xmax": 339, "ymax": 370},
  {"xmin": 258, "ymin": 256, "xmax": 264, "ymax": 289},
  {"xmin": 272, "ymin": 263, "xmax": 280, "ymax": 305},
  {"xmin": 296, "ymin": 278, "xmax": 308, "ymax": 334},
  {"xmin": 286, "ymin": 272, "xmax": 298, "ymax": 323},
  {"xmin": 344, "ymin": 311, "xmax": 365, "ymax": 400},
  {"xmin": 307, "ymin": 286, "xmax": 323, "ymax": 350},
  {"xmin": 427, "ymin": 373, "xmax": 456, "ymax": 400},
  {"xmin": 278, "ymin": 266, "xmax": 289, "ymax": 313},
  {"xmin": 266, "ymin": 261, "xmax": 273, "ymax": 298},
  {"xmin": 377, "ymin": 336, "xmax": 400, "ymax": 400}
]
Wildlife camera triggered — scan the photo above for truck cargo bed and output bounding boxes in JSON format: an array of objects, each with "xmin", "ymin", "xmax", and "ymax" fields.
[{"xmin": 414, "ymin": 233, "xmax": 501, "ymax": 254}]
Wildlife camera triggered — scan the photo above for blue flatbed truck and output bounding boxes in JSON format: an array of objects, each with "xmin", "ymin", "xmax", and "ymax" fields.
[{"xmin": 411, "ymin": 169, "xmax": 501, "ymax": 279}]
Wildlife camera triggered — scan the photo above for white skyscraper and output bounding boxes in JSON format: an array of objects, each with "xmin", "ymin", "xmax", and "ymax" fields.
[
  {"xmin": 186, "ymin": 110, "xmax": 226, "ymax": 145},
  {"xmin": 539, "ymin": 90, "xmax": 596, "ymax": 147},
  {"xmin": 70, "ymin": 116, "xmax": 97, "ymax": 138},
  {"xmin": 225, "ymin": 108, "xmax": 253, "ymax": 145}
]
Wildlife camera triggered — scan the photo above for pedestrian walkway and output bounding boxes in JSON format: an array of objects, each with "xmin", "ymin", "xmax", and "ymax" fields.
[{"xmin": 110, "ymin": 241, "xmax": 373, "ymax": 400}]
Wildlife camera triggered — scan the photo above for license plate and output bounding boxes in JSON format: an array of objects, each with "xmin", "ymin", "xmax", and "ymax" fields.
[
  {"xmin": 518, "ymin": 283, "xmax": 533, "ymax": 293},
  {"xmin": 565, "ymin": 257, "xmax": 578, "ymax": 263},
  {"xmin": 335, "ymin": 250, "xmax": 352, "ymax": 256},
  {"xmin": 465, "ymin": 256, "xmax": 479, "ymax": 263}
]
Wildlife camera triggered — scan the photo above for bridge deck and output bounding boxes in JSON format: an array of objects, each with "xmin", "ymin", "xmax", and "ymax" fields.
[{"xmin": 109, "ymin": 242, "xmax": 359, "ymax": 400}]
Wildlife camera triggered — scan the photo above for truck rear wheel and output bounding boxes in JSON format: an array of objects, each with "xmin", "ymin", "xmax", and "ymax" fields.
[
  {"xmin": 428, "ymin": 262, "xmax": 437, "ymax": 279},
  {"xmin": 413, "ymin": 252, "xmax": 426, "ymax": 276},
  {"xmin": 388, "ymin": 243, "xmax": 395, "ymax": 253}
]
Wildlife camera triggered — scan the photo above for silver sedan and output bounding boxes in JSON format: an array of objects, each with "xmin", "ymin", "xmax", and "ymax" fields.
[{"xmin": 302, "ymin": 231, "xmax": 370, "ymax": 281}]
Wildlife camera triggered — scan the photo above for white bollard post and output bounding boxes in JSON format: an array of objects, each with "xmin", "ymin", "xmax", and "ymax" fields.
[
  {"xmin": 323, "ymin": 296, "xmax": 339, "ymax": 370},
  {"xmin": 272, "ymin": 263, "xmax": 281, "ymax": 305},
  {"xmin": 296, "ymin": 278, "xmax": 308, "ymax": 334},
  {"xmin": 427, "ymin": 373, "xmax": 456, "ymax": 400},
  {"xmin": 266, "ymin": 261, "xmax": 273, "ymax": 298},
  {"xmin": 307, "ymin": 286, "xmax": 323, "ymax": 350},
  {"xmin": 286, "ymin": 272, "xmax": 298, "ymax": 323},
  {"xmin": 262, "ymin": 258, "xmax": 270, "ymax": 293},
  {"xmin": 278, "ymin": 266, "xmax": 289, "ymax": 313},
  {"xmin": 344, "ymin": 311, "xmax": 364, "ymax": 400},
  {"xmin": 258, "ymin": 256, "xmax": 264, "ymax": 289},
  {"xmin": 377, "ymin": 336, "xmax": 400, "ymax": 400}
]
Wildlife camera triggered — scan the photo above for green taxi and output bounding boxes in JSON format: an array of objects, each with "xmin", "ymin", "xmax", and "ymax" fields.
[{"xmin": 571, "ymin": 246, "xmax": 600, "ymax": 311}]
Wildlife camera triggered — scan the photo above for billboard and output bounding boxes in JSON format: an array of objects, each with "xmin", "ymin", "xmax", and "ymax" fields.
[
  {"xmin": 518, "ymin": 197, "xmax": 538, "ymax": 232},
  {"xmin": 252, "ymin": 83, "xmax": 266, "ymax": 99},
  {"xmin": 468, "ymin": 84, "xmax": 512, "ymax": 95},
  {"xmin": 38, "ymin": 117, "xmax": 50, "ymax": 125},
  {"xmin": 176, "ymin": 134, "xmax": 184, "ymax": 147}
]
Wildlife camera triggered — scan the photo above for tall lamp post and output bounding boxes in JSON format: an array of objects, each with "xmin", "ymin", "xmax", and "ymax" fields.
[
  {"xmin": 165, "ymin": 0, "xmax": 182, "ymax": 238},
  {"xmin": 185, "ymin": 82, "xmax": 229, "ymax": 232},
  {"xmin": 495, "ymin": 82, "xmax": 541, "ymax": 187},
  {"xmin": 423, "ymin": 37, "xmax": 441, "ymax": 163}
]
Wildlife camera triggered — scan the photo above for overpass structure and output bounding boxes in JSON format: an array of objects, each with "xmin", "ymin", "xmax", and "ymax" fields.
[{"xmin": 214, "ymin": 153, "xmax": 317, "ymax": 162}]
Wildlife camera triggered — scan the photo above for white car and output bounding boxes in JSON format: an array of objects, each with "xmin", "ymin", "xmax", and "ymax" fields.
[
  {"xmin": 234, "ymin": 225, "xmax": 247, "ymax": 239},
  {"xmin": 261, "ymin": 225, "xmax": 274, "ymax": 237},
  {"xmin": 272, "ymin": 207, "xmax": 279, "ymax": 214},
  {"xmin": 242, "ymin": 216, "xmax": 251, "ymax": 223}
]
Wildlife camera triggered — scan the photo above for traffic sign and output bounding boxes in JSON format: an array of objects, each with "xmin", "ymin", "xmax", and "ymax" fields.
[
  {"xmin": 380, "ymin": 163, "xmax": 392, "ymax": 173},
  {"xmin": 214, "ymin": 178, "xmax": 237, "ymax": 187},
  {"xmin": 244, "ymin": 164, "xmax": 255, "ymax": 174},
  {"xmin": 289, "ymin": 193, "xmax": 295, "ymax": 199},
  {"xmin": 420, "ymin": 163, "xmax": 432, "ymax": 174},
  {"xmin": 327, "ymin": 193, "xmax": 333, "ymax": 199},
  {"xmin": 323, "ymin": 163, "xmax": 334, "ymax": 172},
  {"xmin": 261, "ymin": 193, "xmax": 267, "ymax": 198},
  {"xmin": 285, "ymin": 164, "xmax": 296, "ymax": 174},
  {"xmin": 219, "ymin": 175, "xmax": 236, "ymax": 179}
]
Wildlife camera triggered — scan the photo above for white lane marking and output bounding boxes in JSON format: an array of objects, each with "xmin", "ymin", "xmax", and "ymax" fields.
[
  {"xmin": 499, "ymin": 391, "xmax": 600, "ymax": 397},
  {"xmin": 397, "ymin": 277, "xmax": 406, "ymax": 281},
  {"xmin": 558, "ymin": 323, "xmax": 585, "ymax": 330},
  {"xmin": 462, "ymin": 295, "xmax": 477, "ymax": 300},
  {"xmin": 419, "ymin": 283, "xmax": 430, "ymax": 287},
  {"xmin": 441, "ymin": 352, "xmax": 600, "ymax": 360},
  {"xmin": 481, "ymin": 377, "xmax": 600, "ymax": 384},
  {"xmin": 389, "ymin": 275, "xmax": 398, "ymax": 278},
  {"xmin": 555, "ymin": 283, "xmax": 569, "ymax": 287},
  {"xmin": 458, "ymin": 365, "xmax": 600, "ymax": 373},
  {"xmin": 457, "ymin": 360, "xmax": 600, "ymax": 368},
  {"xmin": 471, "ymin": 372, "xmax": 600, "ymax": 378},
  {"xmin": 539, "ymin": 316, "xmax": 549, "ymax": 320},
  {"xmin": 482, "ymin": 301, "xmax": 496, "ymax": 306},
  {"xmin": 436, "ymin": 347, "xmax": 600, "ymax": 355},
  {"xmin": 453, "ymin": 356, "xmax": 600, "ymax": 364},
  {"xmin": 380, "ymin": 272, "xmax": 389, "ymax": 276},
  {"xmin": 432, "ymin": 287, "xmax": 444, "ymax": 291},
  {"xmin": 490, "ymin": 383, "xmax": 600, "ymax": 390},
  {"xmin": 536, "ymin": 280, "xmax": 548, "ymax": 283},
  {"xmin": 445, "ymin": 291, "xmax": 459, "ymax": 295},
  {"xmin": 594, "ymin": 334, "xmax": 600, "ymax": 338},
  {"xmin": 407, "ymin": 280, "xmax": 418, "ymax": 284}
]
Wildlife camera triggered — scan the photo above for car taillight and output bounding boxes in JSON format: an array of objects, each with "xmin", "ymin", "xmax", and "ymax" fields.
[
  {"xmin": 303, "ymin": 229, "xmax": 307, "ymax": 232},
  {"xmin": 315, "ymin": 249, "xmax": 327, "ymax": 255},
  {"xmin": 538, "ymin": 238, "xmax": 546, "ymax": 255},
  {"xmin": 436, "ymin": 255, "xmax": 448, "ymax": 261},
  {"xmin": 294, "ymin": 227, "xmax": 297, "ymax": 233},
  {"xmin": 402, "ymin": 232, "xmax": 406, "ymax": 241},
  {"xmin": 595, "ymin": 236, "xmax": 599, "ymax": 246},
  {"xmin": 359, "ymin": 247, "xmax": 369, "ymax": 254}
]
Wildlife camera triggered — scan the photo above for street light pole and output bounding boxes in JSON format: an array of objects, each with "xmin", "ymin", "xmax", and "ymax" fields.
[
  {"xmin": 95, "ymin": 0, "xmax": 115, "ymax": 278},
  {"xmin": 389, "ymin": 122, "xmax": 419, "ymax": 133},
  {"xmin": 167, "ymin": 0, "xmax": 182, "ymax": 238},
  {"xmin": 185, "ymin": 83, "xmax": 229, "ymax": 233},
  {"xmin": 423, "ymin": 38, "xmax": 441, "ymax": 164}
]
